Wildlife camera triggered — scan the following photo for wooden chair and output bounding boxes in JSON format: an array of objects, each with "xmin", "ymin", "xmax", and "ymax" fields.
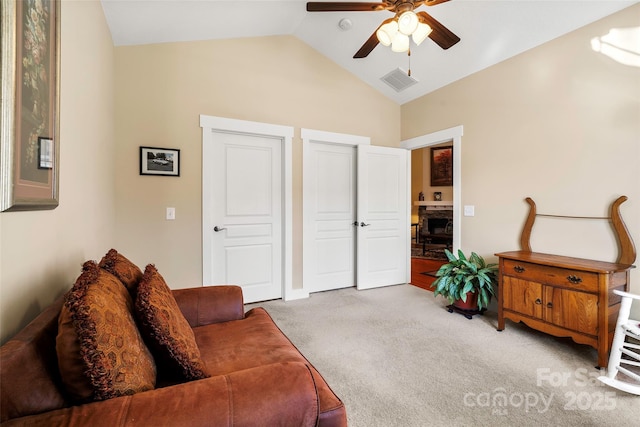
[{"xmin": 598, "ymin": 290, "xmax": 640, "ymax": 395}]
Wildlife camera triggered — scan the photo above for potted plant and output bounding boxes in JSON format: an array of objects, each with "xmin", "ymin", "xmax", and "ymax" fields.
[{"xmin": 430, "ymin": 249, "xmax": 498, "ymax": 312}]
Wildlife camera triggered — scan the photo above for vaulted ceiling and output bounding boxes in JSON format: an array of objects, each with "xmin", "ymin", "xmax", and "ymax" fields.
[{"xmin": 101, "ymin": 0, "xmax": 637, "ymax": 104}]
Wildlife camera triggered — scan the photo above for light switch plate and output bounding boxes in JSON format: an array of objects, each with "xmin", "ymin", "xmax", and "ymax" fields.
[
  {"xmin": 166, "ymin": 207, "xmax": 175, "ymax": 220},
  {"xmin": 464, "ymin": 205, "xmax": 475, "ymax": 217}
]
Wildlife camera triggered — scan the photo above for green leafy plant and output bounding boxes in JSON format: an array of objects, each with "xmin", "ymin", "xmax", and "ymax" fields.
[{"xmin": 431, "ymin": 249, "xmax": 498, "ymax": 310}]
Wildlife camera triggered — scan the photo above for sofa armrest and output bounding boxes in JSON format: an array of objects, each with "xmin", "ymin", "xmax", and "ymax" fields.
[
  {"xmin": 172, "ymin": 285, "xmax": 244, "ymax": 327},
  {"xmin": 2, "ymin": 362, "xmax": 319, "ymax": 427}
]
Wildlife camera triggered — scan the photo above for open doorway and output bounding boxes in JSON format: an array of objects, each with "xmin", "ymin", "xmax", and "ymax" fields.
[
  {"xmin": 410, "ymin": 144, "xmax": 453, "ymax": 289},
  {"xmin": 401, "ymin": 126, "xmax": 463, "ymax": 291}
]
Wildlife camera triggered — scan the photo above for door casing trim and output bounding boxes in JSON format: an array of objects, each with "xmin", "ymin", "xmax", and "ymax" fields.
[{"xmin": 200, "ymin": 115, "xmax": 294, "ymax": 301}]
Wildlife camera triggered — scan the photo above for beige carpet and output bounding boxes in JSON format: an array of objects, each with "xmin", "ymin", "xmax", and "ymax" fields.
[{"xmin": 249, "ymin": 285, "xmax": 639, "ymax": 427}]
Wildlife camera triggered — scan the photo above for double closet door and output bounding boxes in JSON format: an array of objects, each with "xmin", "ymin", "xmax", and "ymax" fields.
[{"xmin": 303, "ymin": 131, "xmax": 410, "ymax": 293}]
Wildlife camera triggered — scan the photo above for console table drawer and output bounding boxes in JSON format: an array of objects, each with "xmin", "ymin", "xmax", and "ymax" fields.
[{"xmin": 502, "ymin": 260, "xmax": 598, "ymax": 292}]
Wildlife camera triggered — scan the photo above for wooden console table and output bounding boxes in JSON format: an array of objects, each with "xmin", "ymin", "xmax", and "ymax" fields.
[{"xmin": 496, "ymin": 196, "xmax": 636, "ymax": 368}]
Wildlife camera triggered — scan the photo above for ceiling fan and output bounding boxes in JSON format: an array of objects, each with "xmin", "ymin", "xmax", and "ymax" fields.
[{"xmin": 306, "ymin": 1, "xmax": 460, "ymax": 58}]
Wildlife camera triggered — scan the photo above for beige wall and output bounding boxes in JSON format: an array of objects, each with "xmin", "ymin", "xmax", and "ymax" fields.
[
  {"xmin": 0, "ymin": 0, "xmax": 116, "ymax": 343},
  {"xmin": 113, "ymin": 36, "xmax": 400, "ymax": 290},
  {"xmin": 402, "ymin": 5, "xmax": 640, "ymax": 311}
]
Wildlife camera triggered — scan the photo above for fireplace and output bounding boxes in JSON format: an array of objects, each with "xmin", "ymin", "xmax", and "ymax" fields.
[
  {"xmin": 417, "ymin": 205, "xmax": 453, "ymax": 251},
  {"xmin": 426, "ymin": 217, "xmax": 450, "ymax": 235}
]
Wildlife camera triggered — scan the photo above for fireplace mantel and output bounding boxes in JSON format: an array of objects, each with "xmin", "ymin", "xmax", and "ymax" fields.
[{"xmin": 414, "ymin": 201, "xmax": 453, "ymax": 209}]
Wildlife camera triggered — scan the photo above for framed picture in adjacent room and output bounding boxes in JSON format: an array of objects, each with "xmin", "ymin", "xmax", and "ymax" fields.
[
  {"xmin": 1, "ymin": 0, "xmax": 61, "ymax": 211},
  {"xmin": 430, "ymin": 146, "xmax": 453, "ymax": 187},
  {"xmin": 140, "ymin": 146, "xmax": 180, "ymax": 176}
]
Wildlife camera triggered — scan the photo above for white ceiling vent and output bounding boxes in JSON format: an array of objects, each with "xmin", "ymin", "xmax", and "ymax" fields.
[{"xmin": 380, "ymin": 68, "xmax": 418, "ymax": 92}]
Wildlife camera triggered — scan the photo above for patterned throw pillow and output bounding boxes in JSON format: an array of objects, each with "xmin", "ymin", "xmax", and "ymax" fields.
[
  {"xmin": 56, "ymin": 261, "xmax": 156, "ymax": 402},
  {"xmin": 135, "ymin": 264, "xmax": 209, "ymax": 381},
  {"xmin": 98, "ymin": 249, "xmax": 143, "ymax": 295}
]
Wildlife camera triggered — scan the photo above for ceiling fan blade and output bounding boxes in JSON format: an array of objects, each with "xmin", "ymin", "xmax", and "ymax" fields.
[
  {"xmin": 417, "ymin": 11, "xmax": 460, "ymax": 50},
  {"xmin": 422, "ymin": 0, "xmax": 451, "ymax": 6},
  {"xmin": 307, "ymin": 2, "xmax": 389, "ymax": 12},
  {"xmin": 353, "ymin": 30, "xmax": 380, "ymax": 59},
  {"xmin": 353, "ymin": 18, "xmax": 393, "ymax": 58}
]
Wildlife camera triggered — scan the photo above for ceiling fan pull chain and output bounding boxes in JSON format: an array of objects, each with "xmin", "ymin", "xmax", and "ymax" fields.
[{"xmin": 408, "ymin": 48, "xmax": 411, "ymax": 76}]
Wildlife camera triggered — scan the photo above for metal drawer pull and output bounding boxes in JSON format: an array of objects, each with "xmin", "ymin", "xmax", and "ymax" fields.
[
  {"xmin": 567, "ymin": 275, "xmax": 582, "ymax": 284},
  {"xmin": 535, "ymin": 298, "xmax": 542, "ymax": 305},
  {"xmin": 547, "ymin": 302, "xmax": 553, "ymax": 308},
  {"xmin": 514, "ymin": 265, "xmax": 525, "ymax": 273}
]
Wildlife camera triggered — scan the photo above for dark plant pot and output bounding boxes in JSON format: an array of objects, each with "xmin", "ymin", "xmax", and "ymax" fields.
[{"xmin": 453, "ymin": 291, "xmax": 478, "ymax": 311}]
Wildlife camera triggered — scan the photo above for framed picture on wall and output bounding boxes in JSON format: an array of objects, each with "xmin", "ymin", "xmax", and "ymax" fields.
[
  {"xmin": 430, "ymin": 146, "xmax": 453, "ymax": 186},
  {"xmin": 140, "ymin": 146, "xmax": 180, "ymax": 176},
  {"xmin": 1, "ymin": 0, "xmax": 61, "ymax": 211}
]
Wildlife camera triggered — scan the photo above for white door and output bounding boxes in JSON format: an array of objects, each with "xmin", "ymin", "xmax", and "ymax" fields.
[
  {"xmin": 357, "ymin": 145, "xmax": 409, "ymax": 290},
  {"xmin": 304, "ymin": 142, "xmax": 357, "ymax": 292},
  {"xmin": 204, "ymin": 131, "xmax": 282, "ymax": 303},
  {"xmin": 302, "ymin": 129, "xmax": 409, "ymax": 293}
]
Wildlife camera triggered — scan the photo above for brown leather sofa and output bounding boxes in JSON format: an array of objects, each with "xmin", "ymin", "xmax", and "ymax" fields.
[{"xmin": 0, "ymin": 285, "xmax": 347, "ymax": 426}]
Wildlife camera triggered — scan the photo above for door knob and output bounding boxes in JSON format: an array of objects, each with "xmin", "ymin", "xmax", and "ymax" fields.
[
  {"xmin": 360, "ymin": 222, "xmax": 371, "ymax": 227},
  {"xmin": 213, "ymin": 226, "xmax": 227, "ymax": 232}
]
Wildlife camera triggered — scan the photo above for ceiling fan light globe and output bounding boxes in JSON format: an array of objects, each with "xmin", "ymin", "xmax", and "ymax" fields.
[
  {"xmin": 391, "ymin": 33, "xmax": 410, "ymax": 53},
  {"xmin": 412, "ymin": 23, "xmax": 432, "ymax": 46},
  {"xmin": 376, "ymin": 21, "xmax": 398, "ymax": 46},
  {"xmin": 398, "ymin": 11, "xmax": 419, "ymax": 36}
]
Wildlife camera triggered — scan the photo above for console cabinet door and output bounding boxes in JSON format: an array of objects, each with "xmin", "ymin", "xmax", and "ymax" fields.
[
  {"xmin": 503, "ymin": 277, "xmax": 543, "ymax": 319},
  {"xmin": 545, "ymin": 287, "xmax": 598, "ymax": 335}
]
